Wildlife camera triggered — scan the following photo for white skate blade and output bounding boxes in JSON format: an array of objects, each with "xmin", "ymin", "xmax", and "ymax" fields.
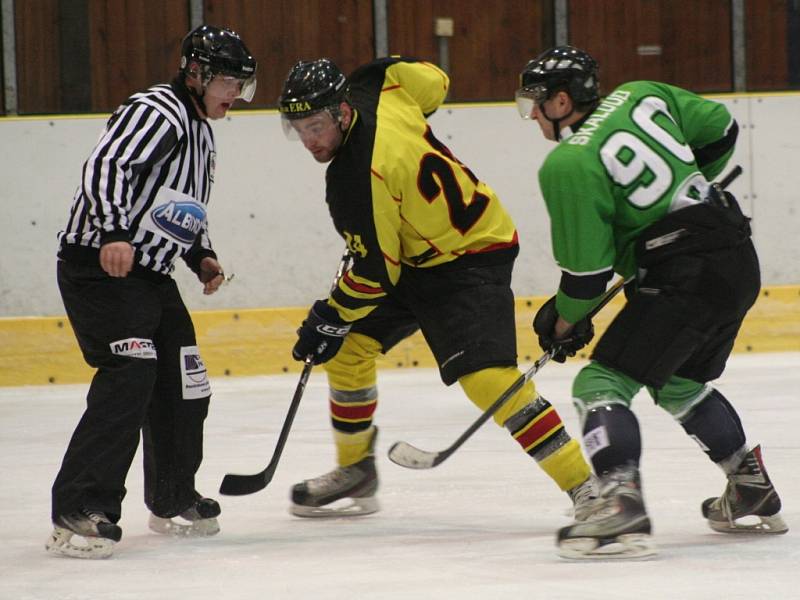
[
  {"xmin": 290, "ymin": 496, "xmax": 380, "ymax": 518},
  {"xmin": 45, "ymin": 526, "xmax": 114, "ymax": 559},
  {"xmin": 707, "ymin": 512, "xmax": 788, "ymax": 535},
  {"xmin": 558, "ymin": 533, "xmax": 657, "ymax": 560},
  {"xmin": 148, "ymin": 514, "xmax": 221, "ymax": 537}
]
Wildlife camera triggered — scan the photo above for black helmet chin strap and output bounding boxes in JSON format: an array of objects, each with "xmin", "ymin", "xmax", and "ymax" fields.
[
  {"xmin": 540, "ymin": 91, "xmax": 601, "ymax": 141},
  {"xmin": 187, "ymin": 87, "xmax": 208, "ymax": 115},
  {"xmin": 569, "ymin": 105, "xmax": 599, "ymax": 134},
  {"xmin": 540, "ymin": 102, "xmax": 574, "ymax": 142},
  {"xmin": 180, "ymin": 69, "xmax": 211, "ymax": 116}
]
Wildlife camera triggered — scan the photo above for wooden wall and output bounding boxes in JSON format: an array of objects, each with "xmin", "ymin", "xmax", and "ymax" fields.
[
  {"xmin": 0, "ymin": 3, "xmax": 4, "ymax": 115},
  {"xmin": 87, "ymin": 1, "xmax": 189, "ymax": 112},
  {"xmin": 569, "ymin": 0, "xmax": 733, "ymax": 94},
  {"xmin": 15, "ymin": 0, "xmax": 60, "ymax": 114},
  {"xmin": 203, "ymin": 0, "xmax": 375, "ymax": 108},
  {"xmin": 6, "ymin": 0, "xmax": 798, "ymax": 115},
  {"xmin": 746, "ymin": 0, "xmax": 791, "ymax": 91},
  {"xmin": 386, "ymin": 0, "xmax": 552, "ymax": 101}
]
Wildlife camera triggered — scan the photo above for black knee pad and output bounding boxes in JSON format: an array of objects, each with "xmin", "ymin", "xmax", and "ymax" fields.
[
  {"xmin": 680, "ymin": 389, "xmax": 746, "ymax": 463},
  {"xmin": 583, "ymin": 404, "xmax": 642, "ymax": 475}
]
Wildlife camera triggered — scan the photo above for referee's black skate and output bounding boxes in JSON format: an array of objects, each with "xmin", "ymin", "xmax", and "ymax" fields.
[
  {"xmin": 290, "ymin": 428, "xmax": 379, "ymax": 518},
  {"xmin": 46, "ymin": 508, "xmax": 122, "ymax": 559},
  {"xmin": 702, "ymin": 445, "xmax": 788, "ymax": 534},
  {"xmin": 557, "ymin": 464, "xmax": 656, "ymax": 560},
  {"xmin": 148, "ymin": 493, "xmax": 221, "ymax": 537}
]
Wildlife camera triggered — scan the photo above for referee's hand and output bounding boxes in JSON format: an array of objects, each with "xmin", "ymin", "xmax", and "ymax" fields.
[
  {"xmin": 199, "ymin": 257, "xmax": 225, "ymax": 295},
  {"xmin": 99, "ymin": 241, "xmax": 134, "ymax": 277}
]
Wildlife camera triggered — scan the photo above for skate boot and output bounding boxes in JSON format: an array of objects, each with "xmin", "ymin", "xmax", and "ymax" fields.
[
  {"xmin": 567, "ymin": 474, "xmax": 600, "ymax": 522},
  {"xmin": 290, "ymin": 429, "xmax": 379, "ymax": 518},
  {"xmin": 702, "ymin": 445, "xmax": 788, "ymax": 534},
  {"xmin": 46, "ymin": 508, "xmax": 122, "ymax": 559},
  {"xmin": 148, "ymin": 494, "xmax": 221, "ymax": 537},
  {"xmin": 557, "ymin": 464, "xmax": 656, "ymax": 560}
]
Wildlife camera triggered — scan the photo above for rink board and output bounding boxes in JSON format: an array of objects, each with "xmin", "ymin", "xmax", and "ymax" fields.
[{"xmin": 1, "ymin": 285, "xmax": 798, "ymax": 386}]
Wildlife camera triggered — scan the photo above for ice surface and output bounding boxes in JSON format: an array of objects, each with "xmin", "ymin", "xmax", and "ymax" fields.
[{"xmin": 2, "ymin": 353, "xmax": 798, "ymax": 599}]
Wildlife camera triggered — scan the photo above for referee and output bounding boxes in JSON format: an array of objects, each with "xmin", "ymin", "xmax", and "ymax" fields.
[{"xmin": 46, "ymin": 25, "xmax": 256, "ymax": 559}]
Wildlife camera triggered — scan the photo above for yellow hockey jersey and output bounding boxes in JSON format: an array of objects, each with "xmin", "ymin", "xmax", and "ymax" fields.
[{"xmin": 327, "ymin": 57, "xmax": 518, "ymax": 321}]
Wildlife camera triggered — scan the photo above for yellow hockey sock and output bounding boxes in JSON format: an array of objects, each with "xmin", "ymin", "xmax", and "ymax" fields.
[
  {"xmin": 460, "ymin": 366, "xmax": 590, "ymax": 491},
  {"xmin": 334, "ymin": 426, "xmax": 377, "ymax": 467},
  {"xmin": 537, "ymin": 438, "xmax": 591, "ymax": 491},
  {"xmin": 458, "ymin": 366, "xmax": 538, "ymax": 426}
]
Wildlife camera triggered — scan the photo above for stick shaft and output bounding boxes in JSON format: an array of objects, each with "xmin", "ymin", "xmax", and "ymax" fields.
[
  {"xmin": 389, "ymin": 277, "xmax": 626, "ymax": 469},
  {"xmin": 219, "ymin": 250, "xmax": 352, "ymax": 496}
]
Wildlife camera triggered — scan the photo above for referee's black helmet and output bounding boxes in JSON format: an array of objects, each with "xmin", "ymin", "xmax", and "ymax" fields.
[{"xmin": 180, "ymin": 25, "xmax": 257, "ymax": 101}]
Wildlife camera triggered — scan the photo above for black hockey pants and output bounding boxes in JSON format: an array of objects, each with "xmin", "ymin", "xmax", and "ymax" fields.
[
  {"xmin": 592, "ymin": 198, "xmax": 759, "ymax": 388},
  {"xmin": 52, "ymin": 261, "xmax": 210, "ymax": 523}
]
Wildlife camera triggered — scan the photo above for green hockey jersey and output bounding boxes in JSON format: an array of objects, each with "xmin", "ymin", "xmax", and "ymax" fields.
[{"xmin": 538, "ymin": 80, "xmax": 737, "ymax": 322}]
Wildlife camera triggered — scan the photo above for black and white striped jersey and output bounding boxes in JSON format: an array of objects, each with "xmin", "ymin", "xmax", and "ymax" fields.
[{"xmin": 58, "ymin": 79, "xmax": 216, "ymax": 275}]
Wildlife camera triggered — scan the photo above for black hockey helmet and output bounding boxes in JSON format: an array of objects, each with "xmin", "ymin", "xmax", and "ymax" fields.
[
  {"xmin": 180, "ymin": 25, "xmax": 257, "ymax": 101},
  {"xmin": 516, "ymin": 45, "xmax": 598, "ymax": 118},
  {"xmin": 278, "ymin": 58, "xmax": 348, "ymax": 121}
]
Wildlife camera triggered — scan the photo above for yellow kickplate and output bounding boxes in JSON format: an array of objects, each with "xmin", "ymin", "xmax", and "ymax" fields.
[{"xmin": 1, "ymin": 286, "xmax": 798, "ymax": 387}]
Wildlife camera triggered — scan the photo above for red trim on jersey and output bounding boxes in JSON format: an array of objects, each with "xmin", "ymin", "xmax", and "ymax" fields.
[
  {"xmin": 463, "ymin": 231, "xmax": 519, "ymax": 254},
  {"xmin": 420, "ymin": 62, "xmax": 448, "ymax": 90},
  {"xmin": 383, "ymin": 252, "xmax": 401, "ymax": 266},
  {"xmin": 343, "ymin": 272, "xmax": 383, "ymax": 294},
  {"xmin": 371, "ymin": 168, "xmax": 401, "ymax": 201},
  {"xmin": 382, "ymin": 84, "xmax": 402, "ymax": 92},
  {"xmin": 400, "ymin": 213, "xmax": 444, "ymax": 257},
  {"xmin": 514, "ymin": 409, "xmax": 563, "ymax": 450}
]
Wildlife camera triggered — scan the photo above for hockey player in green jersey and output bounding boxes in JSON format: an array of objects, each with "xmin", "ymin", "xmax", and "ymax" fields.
[
  {"xmin": 277, "ymin": 57, "xmax": 599, "ymax": 521},
  {"xmin": 516, "ymin": 46, "xmax": 787, "ymax": 559}
]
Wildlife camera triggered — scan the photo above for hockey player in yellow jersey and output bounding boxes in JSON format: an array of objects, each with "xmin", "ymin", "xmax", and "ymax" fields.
[{"xmin": 278, "ymin": 57, "xmax": 596, "ymax": 519}]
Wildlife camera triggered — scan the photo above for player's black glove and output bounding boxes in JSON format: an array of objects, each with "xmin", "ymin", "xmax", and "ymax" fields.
[
  {"xmin": 533, "ymin": 296, "xmax": 594, "ymax": 363},
  {"xmin": 292, "ymin": 300, "xmax": 352, "ymax": 364}
]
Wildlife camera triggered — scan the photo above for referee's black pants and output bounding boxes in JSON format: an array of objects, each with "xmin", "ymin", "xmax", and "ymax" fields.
[{"xmin": 52, "ymin": 260, "xmax": 210, "ymax": 523}]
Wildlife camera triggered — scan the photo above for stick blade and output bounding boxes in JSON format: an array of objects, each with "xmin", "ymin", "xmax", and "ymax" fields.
[
  {"xmin": 388, "ymin": 441, "xmax": 440, "ymax": 469},
  {"xmin": 219, "ymin": 471, "xmax": 270, "ymax": 496}
]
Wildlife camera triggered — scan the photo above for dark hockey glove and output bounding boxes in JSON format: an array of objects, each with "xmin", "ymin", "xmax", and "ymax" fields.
[
  {"xmin": 533, "ymin": 296, "xmax": 594, "ymax": 363},
  {"xmin": 292, "ymin": 300, "xmax": 352, "ymax": 365}
]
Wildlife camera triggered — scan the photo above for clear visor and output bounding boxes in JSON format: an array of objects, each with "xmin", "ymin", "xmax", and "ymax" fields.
[
  {"xmin": 211, "ymin": 74, "xmax": 257, "ymax": 102},
  {"xmin": 239, "ymin": 76, "xmax": 257, "ymax": 102},
  {"xmin": 280, "ymin": 108, "xmax": 340, "ymax": 142},
  {"xmin": 514, "ymin": 85, "xmax": 548, "ymax": 119}
]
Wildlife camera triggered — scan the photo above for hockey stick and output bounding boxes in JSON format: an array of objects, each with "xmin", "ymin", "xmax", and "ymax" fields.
[
  {"xmin": 388, "ymin": 165, "xmax": 743, "ymax": 471},
  {"xmin": 219, "ymin": 251, "xmax": 353, "ymax": 496},
  {"xmin": 718, "ymin": 164, "xmax": 742, "ymax": 190},
  {"xmin": 388, "ymin": 277, "xmax": 626, "ymax": 470},
  {"xmin": 219, "ymin": 356, "xmax": 314, "ymax": 495}
]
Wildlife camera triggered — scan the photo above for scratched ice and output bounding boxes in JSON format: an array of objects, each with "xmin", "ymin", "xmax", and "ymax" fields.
[{"xmin": 2, "ymin": 352, "xmax": 798, "ymax": 599}]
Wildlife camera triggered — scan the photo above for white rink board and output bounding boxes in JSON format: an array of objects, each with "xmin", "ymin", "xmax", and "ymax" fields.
[
  {"xmin": 1, "ymin": 352, "xmax": 799, "ymax": 599},
  {"xmin": 1, "ymin": 93, "xmax": 799, "ymax": 317}
]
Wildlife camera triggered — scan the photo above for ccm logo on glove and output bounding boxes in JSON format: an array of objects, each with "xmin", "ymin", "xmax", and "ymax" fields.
[
  {"xmin": 293, "ymin": 300, "xmax": 352, "ymax": 364},
  {"xmin": 316, "ymin": 323, "xmax": 351, "ymax": 336}
]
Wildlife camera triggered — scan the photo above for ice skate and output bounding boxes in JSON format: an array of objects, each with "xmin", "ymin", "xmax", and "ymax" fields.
[
  {"xmin": 567, "ymin": 474, "xmax": 600, "ymax": 522},
  {"xmin": 702, "ymin": 445, "xmax": 788, "ymax": 534},
  {"xmin": 45, "ymin": 509, "xmax": 122, "ymax": 559},
  {"xmin": 557, "ymin": 464, "xmax": 656, "ymax": 560},
  {"xmin": 290, "ymin": 429, "xmax": 379, "ymax": 518},
  {"xmin": 149, "ymin": 494, "xmax": 221, "ymax": 537}
]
